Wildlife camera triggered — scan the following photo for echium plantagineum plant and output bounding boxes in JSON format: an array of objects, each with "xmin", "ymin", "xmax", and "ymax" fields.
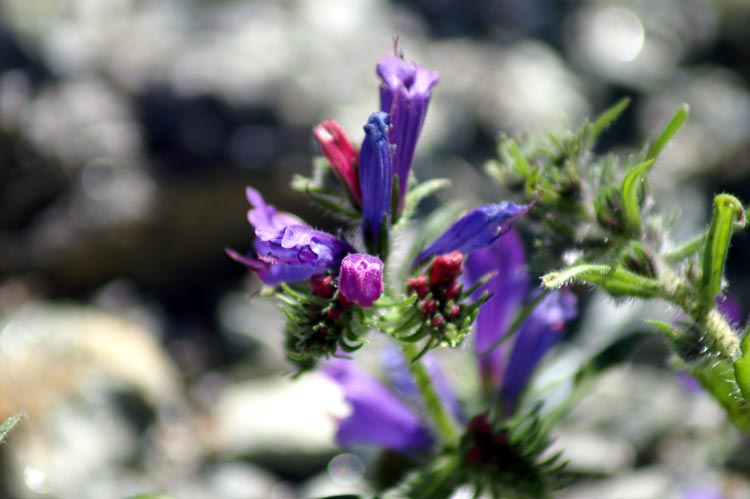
[{"xmin": 228, "ymin": 45, "xmax": 750, "ymax": 498}]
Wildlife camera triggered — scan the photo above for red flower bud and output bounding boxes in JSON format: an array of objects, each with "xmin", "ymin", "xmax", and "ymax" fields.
[
  {"xmin": 407, "ymin": 276, "xmax": 429, "ymax": 298},
  {"xmin": 309, "ymin": 274, "xmax": 336, "ymax": 298},
  {"xmin": 420, "ymin": 299, "xmax": 436, "ymax": 316},
  {"xmin": 447, "ymin": 304, "xmax": 461, "ymax": 319},
  {"xmin": 327, "ymin": 306, "xmax": 342, "ymax": 321},
  {"xmin": 430, "ymin": 315, "xmax": 444, "ymax": 329},
  {"xmin": 314, "ymin": 120, "xmax": 361, "ymax": 205},
  {"xmin": 429, "ymin": 251, "xmax": 464, "ymax": 285},
  {"xmin": 440, "ymin": 282, "xmax": 461, "ymax": 301}
]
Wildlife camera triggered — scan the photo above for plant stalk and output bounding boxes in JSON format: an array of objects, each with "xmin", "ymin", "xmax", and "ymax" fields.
[{"xmin": 400, "ymin": 341, "xmax": 460, "ymax": 447}]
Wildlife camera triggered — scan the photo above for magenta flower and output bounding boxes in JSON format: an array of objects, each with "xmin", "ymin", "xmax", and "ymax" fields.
[
  {"xmin": 339, "ymin": 253, "xmax": 384, "ymax": 307},
  {"xmin": 377, "ymin": 55, "xmax": 439, "ymax": 213},
  {"xmin": 226, "ymin": 187, "xmax": 353, "ymax": 285},
  {"xmin": 416, "ymin": 202, "xmax": 530, "ymax": 265}
]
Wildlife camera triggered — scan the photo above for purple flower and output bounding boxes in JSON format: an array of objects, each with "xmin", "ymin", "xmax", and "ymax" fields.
[
  {"xmin": 500, "ymin": 290, "xmax": 577, "ymax": 414},
  {"xmin": 323, "ymin": 359, "xmax": 433, "ymax": 453},
  {"xmin": 226, "ymin": 187, "xmax": 353, "ymax": 285},
  {"xmin": 464, "ymin": 229, "xmax": 578, "ymax": 414},
  {"xmin": 377, "ymin": 56, "xmax": 439, "ymax": 213},
  {"xmin": 416, "ymin": 202, "xmax": 530, "ymax": 265},
  {"xmin": 359, "ymin": 112, "xmax": 393, "ymax": 253},
  {"xmin": 717, "ymin": 294, "xmax": 744, "ymax": 325},
  {"xmin": 464, "ymin": 229, "xmax": 529, "ymax": 391},
  {"xmin": 339, "ymin": 253, "xmax": 385, "ymax": 307}
]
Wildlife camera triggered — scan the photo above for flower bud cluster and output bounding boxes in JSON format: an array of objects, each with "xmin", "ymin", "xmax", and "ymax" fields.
[
  {"xmin": 398, "ymin": 251, "xmax": 487, "ymax": 353},
  {"xmin": 462, "ymin": 414, "xmax": 512, "ymax": 468},
  {"xmin": 282, "ymin": 273, "xmax": 369, "ymax": 372},
  {"xmin": 459, "ymin": 411, "xmax": 563, "ymax": 496},
  {"xmin": 408, "ymin": 251, "xmax": 465, "ymax": 331}
]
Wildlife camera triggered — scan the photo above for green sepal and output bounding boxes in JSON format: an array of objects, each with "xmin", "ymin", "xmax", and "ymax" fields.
[
  {"xmin": 379, "ymin": 454, "xmax": 461, "ymax": 499},
  {"xmin": 646, "ymin": 103, "xmax": 689, "ymax": 160},
  {"xmin": 587, "ymin": 97, "xmax": 630, "ymax": 146},
  {"xmin": 509, "ymin": 141, "xmax": 533, "ymax": 176},
  {"xmin": 542, "ymin": 264, "xmax": 663, "ymax": 298},
  {"xmin": 619, "ymin": 242, "xmax": 657, "ymax": 278},
  {"xmin": 701, "ymin": 194, "xmax": 745, "ymax": 304},
  {"xmin": 291, "ymin": 174, "xmax": 360, "ymax": 219},
  {"xmin": 395, "ymin": 178, "xmax": 451, "ymax": 229},
  {"xmin": 594, "ymin": 185, "xmax": 625, "ymax": 233},
  {"xmin": 390, "ymin": 174, "xmax": 401, "ymax": 223},
  {"xmin": 685, "ymin": 357, "xmax": 750, "ymax": 433},
  {"xmin": 0, "ymin": 413, "xmax": 24, "ymax": 443},
  {"xmin": 461, "ymin": 407, "xmax": 568, "ymax": 498},
  {"xmin": 620, "ymin": 158, "xmax": 656, "ymax": 235},
  {"xmin": 734, "ymin": 332, "xmax": 750, "ymax": 404}
]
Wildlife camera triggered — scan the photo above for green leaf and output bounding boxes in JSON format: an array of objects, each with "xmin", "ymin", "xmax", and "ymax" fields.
[
  {"xmin": 734, "ymin": 332, "xmax": 750, "ymax": 404},
  {"xmin": 379, "ymin": 455, "xmax": 461, "ymax": 499},
  {"xmin": 646, "ymin": 103, "xmax": 689, "ymax": 160},
  {"xmin": 542, "ymin": 264, "xmax": 663, "ymax": 298},
  {"xmin": 290, "ymin": 174, "xmax": 360, "ymax": 219},
  {"xmin": 588, "ymin": 97, "xmax": 630, "ymax": 145},
  {"xmin": 701, "ymin": 194, "xmax": 745, "ymax": 303},
  {"xmin": 0, "ymin": 413, "xmax": 23, "ymax": 443},
  {"xmin": 509, "ymin": 141, "xmax": 532, "ymax": 176},
  {"xmin": 397, "ymin": 178, "xmax": 451, "ymax": 227},
  {"xmin": 687, "ymin": 357, "xmax": 750, "ymax": 433},
  {"xmin": 620, "ymin": 159, "xmax": 655, "ymax": 234}
]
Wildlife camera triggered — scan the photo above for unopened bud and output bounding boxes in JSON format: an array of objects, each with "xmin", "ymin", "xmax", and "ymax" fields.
[
  {"xmin": 310, "ymin": 274, "xmax": 336, "ymax": 298},
  {"xmin": 429, "ymin": 251, "xmax": 464, "ymax": 284},
  {"xmin": 407, "ymin": 276, "xmax": 429, "ymax": 298}
]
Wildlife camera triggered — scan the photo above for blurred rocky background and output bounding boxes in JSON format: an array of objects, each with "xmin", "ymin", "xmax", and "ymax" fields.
[{"xmin": 0, "ymin": 0, "xmax": 748, "ymax": 498}]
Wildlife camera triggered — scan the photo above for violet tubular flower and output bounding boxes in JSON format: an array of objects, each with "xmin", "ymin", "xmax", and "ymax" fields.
[
  {"xmin": 377, "ymin": 55, "xmax": 439, "ymax": 213},
  {"xmin": 464, "ymin": 229, "xmax": 578, "ymax": 415},
  {"xmin": 226, "ymin": 187, "xmax": 353, "ymax": 285},
  {"xmin": 359, "ymin": 112, "xmax": 393, "ymax": 255},
  {"xmin": 323, "ymin": 359, "xmax": 433, "ymax": 453},
  {"xmin": 416, "ymin": 201, "xmax": 530, "ymax": 265}
]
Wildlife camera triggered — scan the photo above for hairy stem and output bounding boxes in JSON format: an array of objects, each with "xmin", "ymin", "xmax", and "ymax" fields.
[{"xmin": 400, "ymin": 342, "xmax": 460, "ymax": 447}]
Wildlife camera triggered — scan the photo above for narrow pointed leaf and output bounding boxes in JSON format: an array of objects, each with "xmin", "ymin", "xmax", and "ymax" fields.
[
  {"xmin": 646, "ymin": 103, "xmax": 689, "ymax": 160},
  {"xmin": 542, "ymin": 264, "xmax": 663, "ymax": 298},
  {"xmin": 588, "ymin": 97, "xmax": 630, "ymax": 145},
  {"xmin": 701, "ymin": 194, "xmax": 745, "ymax": 303},
  {"xmin": 620, "ymin": 159, "xmax": 655, "ymax": 234},
  {"xmin": 398, "ymin": 178, "xmax": 451, "ymax": 226},
  {"xmin": 734, "ymin": 332, "xmax": 750, "ymax": 403},
  {"xmin": 0, "ymin": 413, "xmax": 23, "ymax": 443}
]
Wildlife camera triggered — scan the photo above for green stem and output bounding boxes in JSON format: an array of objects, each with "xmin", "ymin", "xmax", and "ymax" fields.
[
  {"xmin": 400, "ymin": 342, "xmax": 460, "ymax": 447},
  {"xmin": 658, "ymin": 262, "xmax": 741, "ymax": 361},
  {"xmin": 664, "ymin": 233, "xmax": 704, "ymax": 263},
  {"xmin": 702, "ymin": 307, "xmax": 742, "ymax": 360}
]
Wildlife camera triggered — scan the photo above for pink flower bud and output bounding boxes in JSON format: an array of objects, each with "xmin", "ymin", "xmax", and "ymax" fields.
[
  {"xmin": 314, "ymin": 120, "xmax": 361, "ymax": 205},
  {"xmin": 338, "ymin": 253, "xmax": 384, "ymax": 307}
]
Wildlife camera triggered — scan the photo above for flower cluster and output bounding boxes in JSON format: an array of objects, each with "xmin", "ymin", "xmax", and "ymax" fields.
[
  {"xmin": 229, "ymin": 48, "xmax": 580, "ymax": 495},
  {"xmin": 324, "ymin": 228, "xmax": 577, "ymax": 450}
]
